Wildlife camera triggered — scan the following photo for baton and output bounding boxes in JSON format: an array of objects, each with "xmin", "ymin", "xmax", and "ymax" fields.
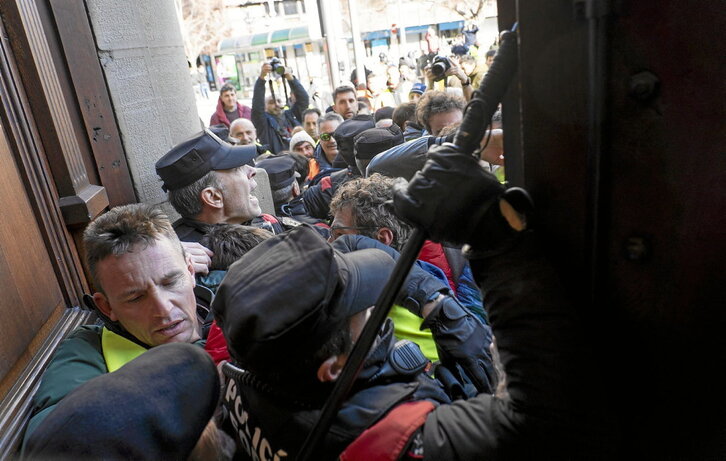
[{"xmin": 297, "ymin": 24, "xmax": 520, "ymax": 461}]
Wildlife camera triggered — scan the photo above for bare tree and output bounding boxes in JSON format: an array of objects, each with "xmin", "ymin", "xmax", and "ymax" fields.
[
  {"xmin": 423, "ymin": 0, "xmax": 494, "ymax": 21},
  {"xmin": 178, "ymin": 0, "xmax": 231, "ymax": 63}
]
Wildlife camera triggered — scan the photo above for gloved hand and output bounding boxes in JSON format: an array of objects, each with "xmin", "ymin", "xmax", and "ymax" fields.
[
  {"xmin": 422, "ymin": 295, "xmax": 496, "ymax": 394},
  {"xmin": 332, "ymin": 234, "xmax": 449, "ymax": 317},
  {"xmin": 393, "ymin": 143, "xmax": 520, "ymax": 250}
]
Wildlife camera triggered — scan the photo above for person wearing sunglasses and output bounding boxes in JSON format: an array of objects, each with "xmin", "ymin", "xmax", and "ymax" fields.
[{"xmin": 307, "ymin": 112, "xmax": 344, "ymax": 181}]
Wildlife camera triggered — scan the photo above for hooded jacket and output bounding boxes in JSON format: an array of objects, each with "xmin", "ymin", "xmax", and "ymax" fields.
[{"xmin": 209, "ymin": 99, "xmax": 251, "ymax": 127}]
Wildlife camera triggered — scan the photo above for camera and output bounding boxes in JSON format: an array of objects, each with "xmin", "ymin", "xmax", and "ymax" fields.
[
  {"xmin": 269, "ymin": 57, "xmax": 286, "ymax": 76},
  {"xmin": 430, "ymin": 55, "xmax": 451, "ymax": 81}
]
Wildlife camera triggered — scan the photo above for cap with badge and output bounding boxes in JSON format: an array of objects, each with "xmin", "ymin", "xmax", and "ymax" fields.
[
  {"xmin": 213, "ymin": 225, "xmax": 395, "ymax": 377},
  {"xmin": 155, "ymin": 129, "xmax": 257, "ymax": 192},
  {"xmin": 255, "ymin": 155, "xmax": 296, "ymax": 191}
]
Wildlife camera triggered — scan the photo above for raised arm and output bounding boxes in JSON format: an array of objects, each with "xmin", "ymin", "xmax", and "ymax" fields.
[
  {"xmin": 285, "ymin": 71, "xmax": 310, "ymax": 123},
  {"xmin": 251, "ymin": 64, "xmax": 271, "ymax": 140}
]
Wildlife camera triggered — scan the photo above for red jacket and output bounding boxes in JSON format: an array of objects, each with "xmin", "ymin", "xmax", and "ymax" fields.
[
  {"xmin": 418, "ymin": 240, "xmax": 457, "ymax": 294},
  {"xmin": 209, "ymin": 100, "xmax": 251, "ymax": 127},
  {"xmin": 204, "ymin": 320, "xmax": 230, "ymax": 364}
]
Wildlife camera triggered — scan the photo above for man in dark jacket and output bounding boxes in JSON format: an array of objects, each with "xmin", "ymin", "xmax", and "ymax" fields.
[
  {"xmin": 156, "ymin": 129, "xmax": 285, "ymax": 243},
  {"xmin": 22, "ymin": 204, "xmax": 207, "ymax": 449},
  {"xmin": 307, "ymin": 112, "xmax": 344, "ymax": 181},
  {"xmin": 392, "ymin": 102, "xmax": 424, "ymax": 141},
  {"xmin": 214, "ymin": 225, "xmax": 491, "ymax": 460},
  {"xmin": 302, "ymin": 114, "xmax": 376, "ymax": 219},
  {"xmin": 251, "ymin": 62, "xmax": 309, "ymax": 154},
  {"xmin": 380, "ymin": 143, "xmax": 614, "ymax": 460}
]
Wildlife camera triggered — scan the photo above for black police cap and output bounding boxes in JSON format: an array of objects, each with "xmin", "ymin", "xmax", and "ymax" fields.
[
  {"xmin": 333, "ymin": 114, "xmax": 376, "ymax": 174},
  {"xmin": 155, "ymin": 129, "xmax": 257, "ymax": 191},
  {"xmin": 354, "ymin": 125, "xmax": 405, "ymax": 161},
  {"xmin": 256, "ymin": 155, "xmax": 296, "ymax": 191},
  {"xmin": 213, "ymin": 225, "xmax": 395, "ymax": 376}
]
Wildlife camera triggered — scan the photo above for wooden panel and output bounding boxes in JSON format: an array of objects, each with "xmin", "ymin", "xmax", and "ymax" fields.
[
  {"xmin": 0, "ymin": 307, "xmax": 92, "ymax": 458},
  {"xmin": 603, "ymin": 2, "xmax": 726, "ymax": 457},
  {"xmin": 48, "ymin": 0, "xmax": 136, "ymax": 207},
  {"xmin": 0, "ymin": 5, "xmax": 87, "ymax": 307},
  {"xmin": 0, "ymin": 0, "xmax": 108, "ymax": 224},
  {"xmin": 511, "ymin": 1, "xmax": 726, "ymax": 457},
  {"xmin": 0, "ymin": 123, "xmax": 66, "ymax": 379},
  {"xmin": 0, "ymin": 0, "xmax": 88, "ymax": 390}
]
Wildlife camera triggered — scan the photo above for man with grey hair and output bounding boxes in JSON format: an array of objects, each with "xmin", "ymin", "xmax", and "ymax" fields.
[
  {"xmin": 308, "ymin": 111, "xmax": 344, "ymax": 179},
  {"xmin": 22, "ymin": 203, "xmax": 205, "ymax": 446},
  {"xmin": 155, "ymin": 130, "xmax": 285, "ymax": 243},
  {"xmin": 328, "ymin": 173, "xmax": 489, "ymax": 360},
  {"xmin": 229, "ymin": 117, "xmax": 258, "ymax": 146}
]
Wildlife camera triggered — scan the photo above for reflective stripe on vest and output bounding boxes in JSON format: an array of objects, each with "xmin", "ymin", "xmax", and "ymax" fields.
[{"xmin": 101, "ymin": 327, "xmax": 147, "ymax": 372}]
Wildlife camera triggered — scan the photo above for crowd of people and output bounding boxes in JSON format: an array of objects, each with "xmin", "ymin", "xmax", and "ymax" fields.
[{"xmin": 20, "ymin": 41, "xmax": 614, "ymax": 461}]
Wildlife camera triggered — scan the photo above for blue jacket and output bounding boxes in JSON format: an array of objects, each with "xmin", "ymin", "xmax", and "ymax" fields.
[{"xmin": 251, "ymin": 77, "xmax": 309, "ymax": 154}]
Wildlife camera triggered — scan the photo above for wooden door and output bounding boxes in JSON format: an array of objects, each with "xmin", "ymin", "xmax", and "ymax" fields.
[{"xmin": 0, "ymin": 123, "xmax": 67, "ymax": 382}]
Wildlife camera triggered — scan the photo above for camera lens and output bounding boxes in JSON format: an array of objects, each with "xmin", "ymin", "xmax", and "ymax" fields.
[{"xmin": 431, "ymin": 62, "xmax": 446, "ymax": 77}]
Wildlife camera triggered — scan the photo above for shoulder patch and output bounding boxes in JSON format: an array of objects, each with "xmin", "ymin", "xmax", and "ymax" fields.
[{"xmin": 280, "ymin": 216, "xmax": 303, "ymax": 228}]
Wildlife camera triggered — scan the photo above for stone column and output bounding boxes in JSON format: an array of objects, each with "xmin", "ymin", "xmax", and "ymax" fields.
[{"xmin": 85, "ymin": 0, "xmax": 201, "ymax": 215}]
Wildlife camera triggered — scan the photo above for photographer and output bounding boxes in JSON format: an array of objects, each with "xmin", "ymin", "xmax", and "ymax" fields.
[
  {"xmin": 424, "ymin": 56, "xmax": 474, "ymax": 101},
  {"xmin": 252, "ymin": 61, "xmax": 310, "ymax": 154}
]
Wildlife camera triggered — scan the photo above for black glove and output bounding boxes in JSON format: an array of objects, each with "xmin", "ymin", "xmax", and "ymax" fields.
[
  {"xmin": 331, "ymin": 234, "xmax": 449, "ymax": 317},
  {"xmin": 422, "ymin": 295, "xmax": 496, "ymax": 394},
  {"xmin": 393, "ymin": 143, "xmax": 516, "ymax": 250}
]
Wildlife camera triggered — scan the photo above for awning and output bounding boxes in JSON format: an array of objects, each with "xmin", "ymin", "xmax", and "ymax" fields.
[
  {"xmin": 218, "ymin": 26, "xmax": 310, "ymax": 53},
  {"xmin": 363, "ymin": 30, "xmax": 391, "ymax": 41},
  {"xmin": 439, "ymin": 20, "xmax": 464, "ymax": 31},
  {"xmin": 405, "ymin": 25, "xmax": 429, "ymax": 35},
  {"xmin": 251, "ymin": 33, "xmax": 269, "ymax": 46}
]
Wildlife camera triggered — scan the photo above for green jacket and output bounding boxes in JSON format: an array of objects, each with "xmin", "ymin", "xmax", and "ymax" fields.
[{"xmin": 22, "ymin": 325, "xmax": 202, "ymax": 447}]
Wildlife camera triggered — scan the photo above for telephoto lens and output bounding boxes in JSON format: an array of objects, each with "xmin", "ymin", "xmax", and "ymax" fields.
[{"xmin": 270, "ymin": 57, "xmax": 285, "ymax": 76}]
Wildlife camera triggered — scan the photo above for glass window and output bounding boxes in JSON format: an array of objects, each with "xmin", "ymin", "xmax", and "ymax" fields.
[{"xmin": 282, "ymin": 0, "xmax": 298, "ymax": 15}]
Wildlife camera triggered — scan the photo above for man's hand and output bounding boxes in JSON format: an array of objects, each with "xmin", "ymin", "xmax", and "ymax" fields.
[
  {"xmin": 259, "ymin": 63, "xmax": 272, "ymax": 79},
  {"xmin": 283, "ymin": 67, "xmax": 294, "ymax": 80},
  {"xmin": 445, "ymin": 58, "xmax": 467, "ymax": 84},
  {"xmin": 393, "ymin": 143, "xmax": 510, "ymax": 249},
  {"xmin": 422, "ymin": 295, "xmax": 496, "ymax": 393},
  {"xmin": 181, "ymin": 241, "xmax": 213, "ymax": 276},
  {"xmin": 423, "ymin": 64, "xmax": 436, "ymax": 87}
]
